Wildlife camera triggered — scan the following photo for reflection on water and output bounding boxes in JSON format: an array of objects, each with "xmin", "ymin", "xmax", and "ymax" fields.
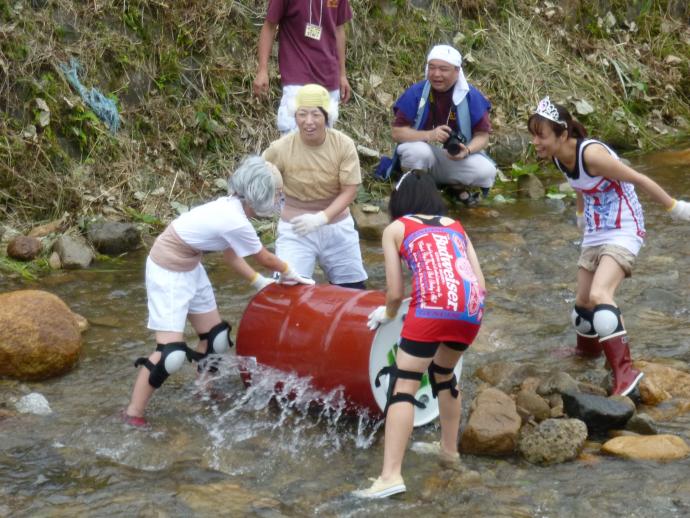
[{"xmin": 2, "ymin": 148, "xmax": 690, "ymax": 516}]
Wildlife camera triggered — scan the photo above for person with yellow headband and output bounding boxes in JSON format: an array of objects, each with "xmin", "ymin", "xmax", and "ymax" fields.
[{"xmin": 262, "ymin": 84, "xmax": 368, "ymax": 289}]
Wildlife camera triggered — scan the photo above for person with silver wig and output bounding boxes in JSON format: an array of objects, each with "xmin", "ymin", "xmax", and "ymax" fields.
[
  {"xmin": 228, "ymin": 155, "xmax": 283, "ymax": 217},
  {"xmin": 124, "ymin": 155, "xmax": 312, "ymax": 426}
]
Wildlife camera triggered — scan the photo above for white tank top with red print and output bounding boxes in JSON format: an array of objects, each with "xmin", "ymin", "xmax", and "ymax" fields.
[{"xmin": 554, "ymin": 138, "xmax": 645, "ymax": 255}]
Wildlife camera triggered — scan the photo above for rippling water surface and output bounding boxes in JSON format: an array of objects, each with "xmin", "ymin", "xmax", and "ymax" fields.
[{"xmin": 2, "ymin": 148, "xmax": 690, "ymax": 517}]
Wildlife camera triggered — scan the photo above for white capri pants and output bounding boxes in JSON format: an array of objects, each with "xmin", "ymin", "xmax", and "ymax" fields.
[
  {"xmin": 276, "ymin": 215, "xmax": 368, "ymax": 285},
  {"xmin": 145, "ymin": 257, "xmax": 217, "ymax": 332},
  {"xmin": 277, "ymin": 85, "xmax": 341, "ymax": 134},
  {"xmin": 397, "ymin": 141, "xmax": 497, "ymax": 189}
]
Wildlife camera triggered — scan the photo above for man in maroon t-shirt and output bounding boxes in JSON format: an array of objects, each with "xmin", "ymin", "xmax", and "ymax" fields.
[{"xmin": 253, "ymin": 0, "xmax": 353, "ymax": 134}]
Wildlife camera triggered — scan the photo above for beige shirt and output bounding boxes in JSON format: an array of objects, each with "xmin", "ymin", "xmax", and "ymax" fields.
[{"xmin": 263, "ymin": 129, "xmax": 361, "ymax": 221}]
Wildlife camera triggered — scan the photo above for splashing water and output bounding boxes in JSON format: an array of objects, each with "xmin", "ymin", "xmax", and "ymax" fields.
[{"xmin": 193, "ymin": 355, "xmax": 383, "ymax": 473}]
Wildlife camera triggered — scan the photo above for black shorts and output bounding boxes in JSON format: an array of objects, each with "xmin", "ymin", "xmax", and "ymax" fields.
[{"xmin": 398, "ymin": 337, "xmax": 469, "ymax": 358}]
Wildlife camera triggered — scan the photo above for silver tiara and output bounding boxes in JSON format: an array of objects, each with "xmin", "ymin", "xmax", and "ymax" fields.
[{"xmin": 535, "ymin": 96, "xmax": 567, "ymax": 127}]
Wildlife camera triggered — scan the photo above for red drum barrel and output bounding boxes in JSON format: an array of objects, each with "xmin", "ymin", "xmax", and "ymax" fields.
[{"xmin": 236, "ymin": 284, "xmax": 462, "ymax": 427}]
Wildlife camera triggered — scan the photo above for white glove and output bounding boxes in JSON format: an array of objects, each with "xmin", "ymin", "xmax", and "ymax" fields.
[
  {"xmin": 290, "ymin": 211, "xmax": 328, "ymax": 237},
  {"xmin": 669, "ymin": 200, "xmax": 690, "ymax": 221},
  {"xmin": 280, "ymin": 265, "xmax": 315, "ymax": 286},
  {"xmin": 576, "ymin": 211, "xmax": 585, "ymax": 230},
  {"xmin": 250, "ymin": 273, "xmax": 275, "ymax": 292},
  {"xmin": 367, "ymin": 306, "xmax": 395, "ymax": 331}
]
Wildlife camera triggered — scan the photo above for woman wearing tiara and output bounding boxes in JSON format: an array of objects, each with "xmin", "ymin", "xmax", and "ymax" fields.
[
  {"xmin": 353, "ymin": 170, "xmax": 485, "ymax": 499},
  {"xmin": 528, "ymin": 96, "xmax": 690, "ymax": 396}
]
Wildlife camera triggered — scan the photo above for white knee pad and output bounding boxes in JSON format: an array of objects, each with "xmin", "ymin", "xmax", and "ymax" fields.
[
  {"xmin": 592, "ymin": 304, "xmax": 624, "ymax": 339},
  {"xmin": 199, "ymin": 321, "xmax": 233, "ymax": 355},
  {"xmin": 164, "ymin": 349, "xmax": 187, "ymax": 373}
]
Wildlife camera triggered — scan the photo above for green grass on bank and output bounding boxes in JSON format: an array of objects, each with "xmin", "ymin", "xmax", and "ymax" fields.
[{"xmin": 1, "ymin": 0, "xmax": 689, "ymax": 229}]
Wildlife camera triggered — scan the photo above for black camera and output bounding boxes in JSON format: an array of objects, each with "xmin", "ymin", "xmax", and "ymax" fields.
[{"xmin": 443, "ymin": 131, "xmax": 466, "ymax": 156}]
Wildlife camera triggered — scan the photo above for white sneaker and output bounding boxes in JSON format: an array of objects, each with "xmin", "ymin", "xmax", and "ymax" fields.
[{"xmin": 352, "ymin": 476, "xmax": 406, "ymax": 499}]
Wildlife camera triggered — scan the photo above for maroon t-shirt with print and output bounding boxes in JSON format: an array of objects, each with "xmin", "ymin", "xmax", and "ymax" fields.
[{"xmin": 267, "ymin": 0, "xmax": 353, "ymax": 90}]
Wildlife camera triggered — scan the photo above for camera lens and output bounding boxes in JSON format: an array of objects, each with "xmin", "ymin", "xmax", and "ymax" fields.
[{"xmin": 444, "ymin": 135, "xmax": 462, "ymax": 155}]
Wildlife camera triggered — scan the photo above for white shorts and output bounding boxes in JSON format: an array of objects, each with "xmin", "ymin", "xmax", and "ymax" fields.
[
  {"xmin": 397, "ymin": 141, "xmax": 497, "ymax": 189},
  {"xmin": 145, "ymin": 257, "xmax": 217, "ymax": 332},
  {"xmin": 276, "ymin": 85, "xmax": 341, "ymax": 134},
  {"xmin": 276, "ymin": 215, "xmax": 368, "ymax": 285}
]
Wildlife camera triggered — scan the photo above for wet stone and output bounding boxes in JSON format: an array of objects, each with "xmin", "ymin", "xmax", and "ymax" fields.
[
  {"xmin": 602, "ymin": 434, "xmax": 690, "ymax": 461},
  {"xmin": 518, "ymin": 418, "xmax": 588, "ymax": 465},
  {"xmin": 53, "ymin": 234, "xmax": 94, "ymax": 269},
  {"xmin": 516, "ymin": 389, "xmax": 551, "ymax": 422},
  {"xmin": 537, "ymin": 371, "xmax": 580, "ymax": 396},
  {"xmin": 7, "ymin": 236, "xmax": 42, "ymax": 261},
  {"xmin": 561, "ymin": 390, "xmax": 635, "ymax": 437},
  {"xmin": 461, "ymin": 387, "xmax": 521, "ymax": 456},
  {"xmin": 626, "ymin": 413, "xmax": 659, "ymax": 435},
  {"xmin": 517, "ymin": 173, "xmax": 545, "ymax": 199},
  {"xmin": 87, "ymin": 220, "xmax": 141, "ymax": 255}
]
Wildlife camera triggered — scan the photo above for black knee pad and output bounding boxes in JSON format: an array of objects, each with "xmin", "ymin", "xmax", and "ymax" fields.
[
  {"xmin": 134, "ymin": 342, "xmax": 190, "ymax": 389},
  {"xmin": 592, "ymin": 304, "xmax": 625, "ymax": 340},
  {"xmin": 375, "ymin": 363, "xmax": 426, "ymax": 417},
  {"xmin": 428, "ymin": 362, "xmax": 459, "ymax": 399},
  {"xmin": 198, "ymin": 321, "xmax": 233, "ymax": 356},
  {"xmin": 571, "ymin": 305, "xmax": 596, "ymax": 337}
]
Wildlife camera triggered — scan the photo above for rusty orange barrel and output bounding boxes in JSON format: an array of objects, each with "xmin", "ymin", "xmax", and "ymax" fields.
[{"xmin": 236, "ymin": 284, "xmax": 462, "ymax": 426}]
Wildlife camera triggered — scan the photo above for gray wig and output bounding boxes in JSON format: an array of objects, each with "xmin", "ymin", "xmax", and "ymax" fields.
[{"xmin": 228, "ymin": 155, "xmax": 276, "ymax": 217}]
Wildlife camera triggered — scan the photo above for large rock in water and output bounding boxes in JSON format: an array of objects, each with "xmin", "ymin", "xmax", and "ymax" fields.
[
  {"xmin": 460, "ymin": 387, "xmax": 522, "ymax": 456},
  {"xmin": 0, "ymin": 290, "xmax": 82, "ymax": 380}
]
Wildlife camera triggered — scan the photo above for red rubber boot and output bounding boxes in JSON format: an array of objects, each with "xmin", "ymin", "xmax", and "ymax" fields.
[
  {"xmin": 575, "ymin": 333, "xmax": 603, "ymax": 358},
  {"xmin": 601, "ymin": 333, "xmax": 644, "ymax": 396}
]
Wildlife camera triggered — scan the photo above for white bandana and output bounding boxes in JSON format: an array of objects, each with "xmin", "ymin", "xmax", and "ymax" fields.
[{"xmin": 425, "ymin": 45, "xmax": 469, "ymax": 105}]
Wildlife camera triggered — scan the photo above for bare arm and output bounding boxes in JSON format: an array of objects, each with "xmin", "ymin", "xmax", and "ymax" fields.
[
  {"xmin": 392, "ymin": 124, "xmax": 451, "ymax": 144},
  {"xmin": 253, "ymin": 21, "xmax": 278, "ymax": 97},
  {"xmin": 464, "ymin": 131, "xmax": 490, "ymax": 155},
  {"xmin": 249, "ymin": 247, "xmax": 288, "ymax": 273},
  {"xmin": 585, "ymin": 144, "xmax": 675, "ymax": 209},
  {"xmin": 335, "ymin": 24, "xmax": 351, "ymax": 103},
  {"xmin": 223, "ymin": 248, "xmax": 260, "ymax": 282},
  {"xmin": 223, "ymin": 247, "xmax": 287, "ymax": 283},
  {"xmin": 382, "ymin": 221, "xmax": 405, "ymax": 317}
]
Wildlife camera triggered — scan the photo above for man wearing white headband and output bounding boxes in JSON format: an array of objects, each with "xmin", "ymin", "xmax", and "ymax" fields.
[
  {"xmin": 382, "ymin": 44, "xmax": 497, "ymax": 205},
  {"xmin": 252, "ymin": 0, "xmax": 353, "ymax": 134}
]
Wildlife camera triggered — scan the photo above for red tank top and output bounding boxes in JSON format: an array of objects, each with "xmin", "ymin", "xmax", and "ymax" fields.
[{"xmin": 398, "ymin": 215, "xmax": 484, "ymax": 344}]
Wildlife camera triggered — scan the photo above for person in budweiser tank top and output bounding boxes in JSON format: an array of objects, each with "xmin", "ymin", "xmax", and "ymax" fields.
[{"xmin": 353, "ymin": 170, "xmax": 486, "ymax": 499}]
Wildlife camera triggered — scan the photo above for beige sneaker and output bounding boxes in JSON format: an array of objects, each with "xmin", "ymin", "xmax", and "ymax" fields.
[{"xmin": 352, "ymin": 476, "xmax": 406, "ymax": 499}]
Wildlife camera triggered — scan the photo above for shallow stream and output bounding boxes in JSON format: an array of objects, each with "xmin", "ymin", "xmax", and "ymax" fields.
[{"xmin": 2, "ymin": 148, "xmax": 690, "ymax": 517}]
